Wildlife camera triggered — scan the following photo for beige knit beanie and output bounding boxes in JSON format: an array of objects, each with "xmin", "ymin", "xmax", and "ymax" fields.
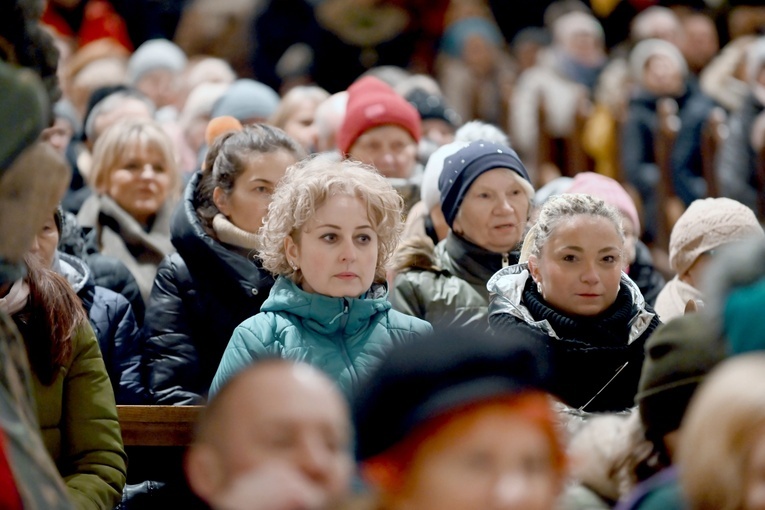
[{"xmin": 670, "ymin": 198, "xmax": 764, "ymax": 275}]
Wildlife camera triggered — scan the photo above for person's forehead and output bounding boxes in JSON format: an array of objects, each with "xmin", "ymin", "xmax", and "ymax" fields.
[
  {"xmin": 227, "ymin": 365, "xmax": 348, "ymax": 420},
  {"xmin": 356, "ymin": 125, "xmax": 414, "ymax": 144}
]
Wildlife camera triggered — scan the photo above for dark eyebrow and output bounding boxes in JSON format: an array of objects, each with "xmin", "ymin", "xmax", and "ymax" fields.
[
  {"xmin": 315, "ymin": 224, "xmax": 375, "ymax": 230},
  {"xmin": 248, "ymin": 178, "xmax": 274, "ymax": 184},
  {"xmin": 558, "ymin": 246, "xmax": 620, "ymax": 253}
]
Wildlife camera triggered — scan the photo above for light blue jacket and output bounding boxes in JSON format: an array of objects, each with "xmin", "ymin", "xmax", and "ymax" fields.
[{"xmin": 211, "ymin": 277, "xmax": 432, "ymax": 397}]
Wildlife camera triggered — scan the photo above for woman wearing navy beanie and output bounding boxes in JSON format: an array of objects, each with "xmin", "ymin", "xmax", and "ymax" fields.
[{"xmin": 392, "ymin": 139, "xmax": 534, "ymax": 330}]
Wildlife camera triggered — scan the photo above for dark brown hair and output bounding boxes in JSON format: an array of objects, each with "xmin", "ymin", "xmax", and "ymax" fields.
[{"xmin": 14, "ymin": 255, "xmax": 87, "ymax": 385}]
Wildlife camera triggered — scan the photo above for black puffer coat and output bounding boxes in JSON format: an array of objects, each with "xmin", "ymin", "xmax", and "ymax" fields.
[{"xmin": 143, "ymin": 172, "xmax": 275, "ymax": 404}]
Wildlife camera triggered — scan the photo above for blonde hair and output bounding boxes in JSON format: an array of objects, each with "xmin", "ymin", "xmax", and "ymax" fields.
[
  {"xmin": 89, "ymin": 118, "xmax": 180, "ymax": 198},
  {"xmin": 269, "ymin": 85, "xmax": 330, "ymax": 129},
  {"xmin": 259, "ymin": 155, "xmax": 404, "ymax": 283},
  {"xmin": 520, "ymin": 193, "xmax": 624, "ymax": 263},
  {"xmin": 677, "ymin": 354, "xmax": 765, "ymax": 510}
]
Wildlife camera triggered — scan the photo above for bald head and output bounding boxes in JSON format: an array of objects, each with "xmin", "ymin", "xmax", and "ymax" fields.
[{"xmin": 187, "ymin": 361, "xmax": 353, "ymax": 508}]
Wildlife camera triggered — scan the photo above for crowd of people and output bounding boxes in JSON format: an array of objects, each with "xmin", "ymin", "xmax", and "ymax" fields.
[{"xmin": 4, "ymin": 0, "xmax": 765, "ymax": 509}]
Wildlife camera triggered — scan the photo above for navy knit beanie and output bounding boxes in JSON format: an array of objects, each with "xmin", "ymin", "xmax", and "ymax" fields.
[{"xmin": 438, "ymin": 140, "xmax": 532, "ymax": 228}]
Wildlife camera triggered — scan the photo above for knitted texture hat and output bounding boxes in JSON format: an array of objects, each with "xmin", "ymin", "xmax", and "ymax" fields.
[
  {"xmin": 211, "ymin": 79, "xmax": 280, "ymax": 123},
  {"xmin": 127, "ymin": 38, "xmax": 187, "ymax": 84},
  {"xmin": 0, "ymin": 61, "xmax": 48, "ymax": 176},
  {"xmin": 567, "ymin": 172, "xmax": 640, "ymax": 233},
  {"xmin": 438, "ymin": 140, "xmax": 533, "ymax": 228},
  {"xmin": 337, "ymin": 76, "xmax": 421, "ymax": 155},
  {"xmin": 636, "ymin": 314, "xmax": 726, "ymax": 441},
  {"xmin": 629, "ymin": 38, "xmax": 688, "ymax": 82},
  {"xmin": 669, "ymin": 198, "xmax": 764, "ymax": 276},
  {"xmin": 353, "ymin": 326, "xmax": 551, "ymax": 461}
]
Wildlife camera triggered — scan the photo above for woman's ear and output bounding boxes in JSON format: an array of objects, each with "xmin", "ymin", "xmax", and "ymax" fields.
[
  {"xmin": 284, "ymin": 235, "xmax": 299, "ymax": 267},
  {"xmin": 213, "ymin": 187, "xmax": 230, "ymax": 216},
  {"xmin": 527, "ymin": 254, "xmax": 541, "ymax": 283}
]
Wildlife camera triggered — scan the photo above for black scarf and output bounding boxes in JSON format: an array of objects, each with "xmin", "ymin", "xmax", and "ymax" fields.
[{"xmin": 522, "ymin": 277, "xmax": 636, "ymax": 348}]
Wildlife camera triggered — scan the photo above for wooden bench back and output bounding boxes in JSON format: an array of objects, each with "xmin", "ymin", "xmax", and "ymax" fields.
[{"xmin": 118, "ymin": 405, "xmax": 203, "ymax": 447}]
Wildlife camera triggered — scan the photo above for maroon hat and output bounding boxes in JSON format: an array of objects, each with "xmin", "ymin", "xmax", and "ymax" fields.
[{"xmin": 337, "ymin": 76, "xmax": 421, "ymax": 155}]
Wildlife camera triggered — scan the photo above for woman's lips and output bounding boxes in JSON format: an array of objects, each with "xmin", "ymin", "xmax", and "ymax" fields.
[{"xmin": 335, "ymin": 272, "xmax": 358, "ymax": 280}]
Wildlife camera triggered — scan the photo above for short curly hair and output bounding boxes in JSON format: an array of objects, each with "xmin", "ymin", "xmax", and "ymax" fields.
[{"xmin": 259, "ymin": 155, "xmax": 404, "ymax": 283}]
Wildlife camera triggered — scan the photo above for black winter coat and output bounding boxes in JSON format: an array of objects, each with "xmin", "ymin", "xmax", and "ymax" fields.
[{"xmin": 143, "ymin": 172, "xmax": 275, "ymax": 404}]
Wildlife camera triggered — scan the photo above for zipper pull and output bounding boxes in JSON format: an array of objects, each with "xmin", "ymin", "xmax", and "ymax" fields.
[{"xmin": 502, "ymin": 253, "xmax": 509, "ymax": 268}]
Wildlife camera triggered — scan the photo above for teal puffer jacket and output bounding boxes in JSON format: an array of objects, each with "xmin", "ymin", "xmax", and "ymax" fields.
[{"xmin": 211, "ymin": 277, "xmax": 432, "ymax": 397}]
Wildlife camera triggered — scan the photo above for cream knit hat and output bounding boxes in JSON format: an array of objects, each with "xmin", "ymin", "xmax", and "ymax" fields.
[{"xmin": 669, "ymin": 198, "xmax": 764, "ymax": 276}]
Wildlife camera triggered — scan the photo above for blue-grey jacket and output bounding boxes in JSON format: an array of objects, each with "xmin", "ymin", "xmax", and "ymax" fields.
[
  {"xmin": 55, "ymin": 252, "xmax": 145, "ymax": 404},
  {"xmin": 211, "ymin": 277, "xmax": 433, "ymax": 398}
]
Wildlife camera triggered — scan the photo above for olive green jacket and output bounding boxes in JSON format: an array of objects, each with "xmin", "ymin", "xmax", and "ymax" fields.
[
  {"xmin": 392, "ymin": 232, "xmax": 518, "ymax": 330},
  {"xmin": 30, "ymin": 323, "xmax": 127, "ymax": 510}
]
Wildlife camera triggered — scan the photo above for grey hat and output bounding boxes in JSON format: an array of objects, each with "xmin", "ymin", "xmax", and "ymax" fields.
[
  {"xmin": 127, "ymin": 38, "xmax": 187, "ymax": 84},
  {"xmin": 211, "ymin": 79, "xmax": 281, "ymax": 122}
]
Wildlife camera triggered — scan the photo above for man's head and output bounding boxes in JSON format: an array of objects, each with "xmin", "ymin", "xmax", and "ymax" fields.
[{"xmin": 186, "ymin": 361, "xmax": 353, "ymax": 509}]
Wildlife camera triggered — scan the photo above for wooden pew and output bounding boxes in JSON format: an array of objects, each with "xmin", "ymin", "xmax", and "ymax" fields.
[
  {"xmin": 653, "ymin": 98, "xmax": 683, "ymax": 252},
  {"xmin": 700, "ymin": 106, "xmax": 728, "ymax": 199},
  {"xmin": 118, "ymin": 405, "xmax": 203, "ymax": 447}
]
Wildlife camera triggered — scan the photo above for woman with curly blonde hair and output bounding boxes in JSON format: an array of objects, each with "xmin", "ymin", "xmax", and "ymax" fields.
[{"xmin": 211, "ymin": 156, "xmax": 432, "ymax": 397}]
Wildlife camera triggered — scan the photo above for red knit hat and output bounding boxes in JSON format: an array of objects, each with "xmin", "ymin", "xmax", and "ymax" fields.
[{"xmin": 337, "ymin": 76, "xmax": 421, "ymax": 155}]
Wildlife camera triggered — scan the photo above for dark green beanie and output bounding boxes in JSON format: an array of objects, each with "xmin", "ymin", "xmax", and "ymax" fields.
[
  {"xmin": 0, "ymin": 60, "xmax": 48, "ymax": 177},
  {"xmin": 636, "ymin": 313, "xmax": 727, "ymax": 441}
]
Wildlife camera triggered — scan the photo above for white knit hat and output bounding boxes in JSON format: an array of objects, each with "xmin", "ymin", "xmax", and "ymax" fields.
[
  {"xmin": 629, "ymin": 38, "xmax": 688, "ymax": 82},
  {"xmin": 669, "ymin": 198, "xmax": 764, "ymax": 276}
]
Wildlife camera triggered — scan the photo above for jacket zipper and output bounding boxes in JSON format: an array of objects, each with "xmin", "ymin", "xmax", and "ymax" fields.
[{"xmin": 502, "ymin": 253, "xmax": 509, "ymax": 268}]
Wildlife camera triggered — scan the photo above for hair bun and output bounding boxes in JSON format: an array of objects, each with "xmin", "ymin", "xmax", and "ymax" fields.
[{"xmin": 205, "ymin": 116, "xmax": 243, "ymax": 147}]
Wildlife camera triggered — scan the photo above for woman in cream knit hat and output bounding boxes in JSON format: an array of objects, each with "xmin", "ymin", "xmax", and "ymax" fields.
[{"xmin": 654, "ymin": 197, "xmax": 764, "ymax": 321}]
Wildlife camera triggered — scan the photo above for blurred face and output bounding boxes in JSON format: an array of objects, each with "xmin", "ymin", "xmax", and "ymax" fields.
[
  {"xmin": 286, "ymin": 195, "xmax": 378, "ymax": 297},
  {"xmin": 348, "ymin": 125, "xmax": 417, "ymax": 179},
  {"xmin": 29, "ymin": 214, "xmax": 59, "ymax": 269},
  {"xmin": 136, "ymin": 68, "xmax": 178, "ymax": 109},
  {"xmin": 42, "ymin": 117, "xmax": 75, "ymax": 156},
  {"xmin": 681, "ymin": 16, "xmax": 719, "ymax": 72},
  {"xmin": 390, "ymin": 405, "xmax": 561, "ymax": 510},
  {"xmin": 564, "ymin": 32, "xmax": 605, "ymax": 67},
  {"xmin": 746, "ymin": 428, "xmax": 765, "ymax": 510},
  {"xmin": 106, "ymin": 142, "xmax": 172, "ymax": 225},
  {"xmin": 681, "ymin": 249, "xmax": 716, "ymax": 289},
  {"xmin": 463, "ymin": 34, "xmax": 497, "ymax": 75},
  {"xmin": 529, "ymin": 215, "xmax": 624, "ymax": 317},
  {"xmin": 214, "ymin": 150, "xmax": 296, "ymax": 234},
  {"xmin": 452, "ymin": 169, "xmax": 530, "ymax": 254},
  {"xmin": 422, "ymin": 118, "xmax": 455, "ymax": 147},
  {"xmin": 207, "ymin": 365, "xmax": 353, "ymax": 508},
  {"xmin": 621, "ymin": 215, "xmax": 638, "ymax": 265},
  {"xmin": 642, "ymin": 54, "xmax": 684, "ymax": 97},
  {"xmin": 284, "ymin": 101, "xmax": 320, "ymax": 152}
]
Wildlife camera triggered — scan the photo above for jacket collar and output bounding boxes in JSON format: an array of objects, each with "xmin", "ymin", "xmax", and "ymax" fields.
[
  {"xmin": 171, "ymin": 171, "xmax": 273, "ymax": 294},
  {"xmin": 439, "ymin": 231, "xmax": 518, "ymax": 287},
  {"xmin": 261, "ymin": 277, "xmax": 391, "ymax": 337},
  {"xmin": 487, "ymin": 264, "xmax": 655, "ymax": 344}
]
